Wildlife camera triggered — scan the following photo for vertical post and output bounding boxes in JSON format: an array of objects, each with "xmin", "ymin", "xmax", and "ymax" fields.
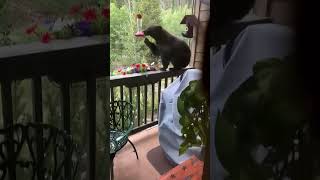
[
  {"xmin": 158, "ymin": 80, "xmax": 161, "ymax": 104},
  {"xmin": 120, "ymin": 86, "xmax": 124, "ymax": 129},
  {"xmin": 137, "ymin": 86, "xmax": 140, "ymax": 126},
  {"xmin": 32, "ymin": 77, "xmax": 44, "ymax": 180},
  {"xmin": 61, "ymin": 80, "xmax": 71, "ymax": 180},
  {"xmin": 120, "ymin": 85, "xmax": 124, "ymax": 102},
  {"xmin": 129, "ymin": 88, "xmax": 133, "ymax": 105},
  {"xmin": 87, "ymin": 76, "xmax": 96, "ymax": 180},
  {"xmin": 151, "ymin": 84, "xmax": 155, "ymax": 122},
  {"xmin": 105, "ymin": 78, "xmax": 110, "ymax": 180},
  {"xmin": 165, "ymin": 78, "xmax": 168, "ymax": 88},
  {"xmin": 1, "ymin": 79, "xmax": 13, "ymax": 130},
  {"xmin": 144, "ymin": 85, "xmax": 147, "ymax": 124},
  {"xmin": 157, "ymin": 80, "xmax": 162, "ymax": 120},
  {"xmin": 129, "ymin": 87, "xmax": 133, "ymax": 126},
  {"xmin": 110, "ymin": 87, "xmax": 114, "ymax": 102},
  {"xmin": 1, "ymin": 79, "xmax": 16, "ymax": 180},
  {"xmin": 266, "ymin": 0, "xmax": 274, "ymax": 17},
  {"xmin": 32, "ymin": 78, "xmax": 43, "ymax": 123}
]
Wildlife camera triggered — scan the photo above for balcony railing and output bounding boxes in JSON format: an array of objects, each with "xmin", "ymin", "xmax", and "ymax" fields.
[
  {"xmin": 110, "ymin": 68, "xmax": 191, "ymax": 134},
  {"xmin": 0, "ymin": 35, "xmax": 108, "ymax": 180}
]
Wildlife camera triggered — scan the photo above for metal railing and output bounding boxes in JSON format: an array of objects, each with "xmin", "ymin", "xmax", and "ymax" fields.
[
  {"xmin": 110, "ymin": 68, "xmax": 191, "ymax": 134},
  {"xmin": 0, "ymin": 35, "xmax": 108, "ymax": 180}
]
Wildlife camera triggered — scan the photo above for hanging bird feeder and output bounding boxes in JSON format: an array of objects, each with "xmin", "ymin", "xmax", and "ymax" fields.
[{"xmin": 180, "ymin": 15, "xmax": 199, "ymax": 38}]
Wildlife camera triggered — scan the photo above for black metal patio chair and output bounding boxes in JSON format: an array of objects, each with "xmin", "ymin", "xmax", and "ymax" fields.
[
  {"xmin": 0, "ymin": 123, "xmax": 79, "ymax": 180},
  {"xmin": 109, "ymin": 100, "xmax": 139, "ymax": 179}
]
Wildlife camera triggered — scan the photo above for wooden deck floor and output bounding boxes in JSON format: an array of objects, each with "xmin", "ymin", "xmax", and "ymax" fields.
[{"xmin": 113, "ymin": 126, "xmax": 174, "ymax": 180}]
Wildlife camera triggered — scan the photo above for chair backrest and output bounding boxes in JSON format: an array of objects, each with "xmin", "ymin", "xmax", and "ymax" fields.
[
  {"xmin": 110, "ymin": 101, "xmax": 134, "ymax": 131},
  {"xmin": 0, "ymin": 123, "xmax": 79, "ymax": 180}
]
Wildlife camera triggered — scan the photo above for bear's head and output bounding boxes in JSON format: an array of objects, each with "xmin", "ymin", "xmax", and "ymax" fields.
[{"xmin": 143, "ymin": 26, "xmax": 163, "ymax": 39}]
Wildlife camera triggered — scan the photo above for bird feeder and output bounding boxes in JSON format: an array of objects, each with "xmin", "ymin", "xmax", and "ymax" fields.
[
  {"xmin": 180, "ymin": 15, "xmax": 199, "ymax": 38},
  {"xmin": 135, "ymin": 14, "xmax": 144, "ymax": 37}
]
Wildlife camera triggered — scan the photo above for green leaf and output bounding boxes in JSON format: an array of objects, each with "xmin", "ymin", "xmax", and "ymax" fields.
[{"xmin": 178, "ymin": 80, "xmax": 209, "ymax": 156}]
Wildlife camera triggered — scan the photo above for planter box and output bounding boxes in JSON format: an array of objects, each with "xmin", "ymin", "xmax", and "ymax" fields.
[{"xmin": 0, "ymin": 35, "xmax": 109, "ymax": 81}]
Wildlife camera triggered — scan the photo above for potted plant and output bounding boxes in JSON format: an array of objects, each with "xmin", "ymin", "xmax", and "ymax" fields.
[
  {"xmin": 215, "ymin": 56, "xmax": 320, "ymax": 179},
  {"xmin": 177, "ymin": 80, "xmax": 210, "ymax": 179}
]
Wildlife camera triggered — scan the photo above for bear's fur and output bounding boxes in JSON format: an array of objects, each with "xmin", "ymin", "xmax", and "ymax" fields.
[{"xmin": 143, "ymin": 26, "xmax": 191, "ymax": 71}]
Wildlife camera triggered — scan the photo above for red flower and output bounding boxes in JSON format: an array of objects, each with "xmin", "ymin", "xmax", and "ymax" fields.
[
  {"xmin": 69, "ymin": 4, "xmax": 81, "ymax": 15},
  {"xmin": 41, "ymin": 32, "xmax": 52, "ymax": 43},
  {"xmin": 122, "ymin": 72, "xmax": 126, "ymax": 75},
  {"xmin": 142, "ymin": 64, "xmax": 146, "ymax": 68},
  {"xmin": 25, "ymin": 24, "xmax": 38, "ymax": 35},
  {"xmin": 102, "ymin": 7, "xmax": 109, "ymax": 18},
  {"xmin": 136, "ymin": 64, "xmax": 140, "ymax": 68},
  {"xmin": 83, "ymin": 8, "xmax": 97, "ymax": 22}
]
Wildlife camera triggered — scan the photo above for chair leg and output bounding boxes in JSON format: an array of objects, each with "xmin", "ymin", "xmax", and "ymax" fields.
[
  {"xmin": 111, "ymin": 154, "xmax": 115, "ymax": 180},
  {"xmin": 111, "ymin": 160, "xmax": 114, "ymax": 180},
  {"xmin": 128, "ymin": 139, "xmax": 139, "ymax": 160}
]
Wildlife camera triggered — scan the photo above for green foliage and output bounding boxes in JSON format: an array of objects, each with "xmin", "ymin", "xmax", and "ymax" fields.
[
  {"xmin": 0, "ymin": 0, "xmax": 6, "ymax": 12},
  {"xmin": 42, "ymin": 78, "xmax": 62, "ymax": 126},
  {"xmin": 98, "ymin": 0, "xmax": 108, "ymax": 6},
  {"xmin": 110, "ymin": 2, "xmax": 137, "ymax": 68},
  {"xmin": 12, "ymin": 81, "xmax": 27, "ymax": 122},
  {"xmin": 215, "ymin": 56, "xmax": 318, "ymax": 179},
  {"xmin": 0, "ymin": 25, "xmax": 15, "ymax": 46},
  {"xmin": 160, "ymin": 5, "xmax": 191, "ymax": 39},
  {"xmin": 136, "ymin": 0, "xmax": 161, "ymax": 29},
  {"xmin": 178, "ymin": 80, "xmax": 209, "ymax": 155},
  {"xmin": 110, "ymin": 1, "xmax": 191, "ymax": 70}
]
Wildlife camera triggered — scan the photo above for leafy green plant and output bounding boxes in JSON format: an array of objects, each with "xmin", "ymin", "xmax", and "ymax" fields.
[
  {"xmin": 0, "ymin": 25, "xmax": 15, "ymax": 46},
  {"xmin": 215, "ymin": 56, "xmax": 320, "ymax": 179},
  {"xmin": 177, "ymin": 80, "xmax": 209, "ymax": 155}
]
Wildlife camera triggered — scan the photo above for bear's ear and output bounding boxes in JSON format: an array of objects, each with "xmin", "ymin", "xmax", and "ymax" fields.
[{"xmin": 154, "ymin": 26, "xmax": 162, "ymax": 31}]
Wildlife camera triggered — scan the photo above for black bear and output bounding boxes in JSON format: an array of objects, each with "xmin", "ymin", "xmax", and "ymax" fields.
[{"xmin": 143, "ymin": 26, "xmax": 191, "ymax": 71}]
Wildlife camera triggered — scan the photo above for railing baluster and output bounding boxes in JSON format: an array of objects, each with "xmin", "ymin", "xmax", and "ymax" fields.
[
  {"xmin": 158, "ymin": 80, "xmax": 161, "ymax": 104},
  {"xmin": 1, "ymin": 79, "xmax": 16, "ymax": 180},
  {"xmin": 110, "ymin": 69, "xmax": 190, "ymax": 133},
  {"xmin": 87, "ymin": 77, "xmax": 96, "ymax": 180},
  {"xmin": 111, "ymin": 87, "xmax": 114, "ymax": 102},
  {"xmin": 1, "ymin": 80, "xmax": 13, "ymax": 128},
  {"xmin": 129, "ymin": 87, "xmax": 134, "ymax": 126},
  {"xmin": 151, "ymin": 84, "xmax": 155, "ymax": 122},
  {"xmin": 129, "ymin": 88, "xmax": 133, "ymax": 105},
  {"xmin": 165, "ymin": 78, "xmax": 168, "ymax": 88},
  {"xmin": 120, "ymin": 85, "xmax": 124, "ymax": 129},
  {"xmin": 32, "ymin": 77, "xmax": 44, "ymax": 180},
  {"xmin": 120, "ymin": 85, "xmax": 124, "ymax": 102},
  {"xmin": 137, "ymin": 86, "xmax": 140, "ymax": 126},
  {"xmin": 157, "ymin": 80, "xmax": 161, "ymax": 121},
  {"xmin": 144, "ymin": 85, "xmax": 147, "ymax": 124},
  {"xmin": 32, "ymin": 77, "xmax": 43, "ymax": 124},
  {"xmin": 61, "ymin": 80, "xmax": 71, "ymax": 180}
]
